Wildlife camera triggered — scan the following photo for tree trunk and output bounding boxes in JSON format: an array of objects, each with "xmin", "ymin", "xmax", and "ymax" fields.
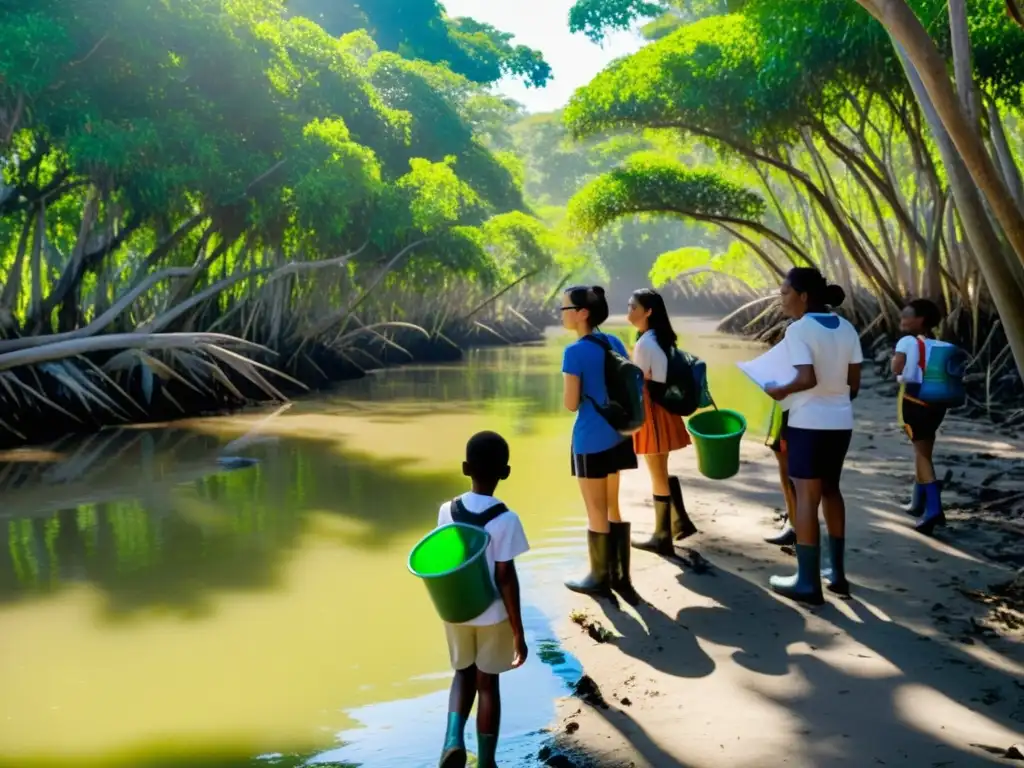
[
  {"xmin": 894, "ymin": 43, "xmax": 1024, "ymax": 380},
  {"xmin": 987, "ymin": 99, "xmax": 1024, "ymax": 213},
  {"xmin": 859, "ymin": 0, "xmax": 1024, "ymax": 267}
]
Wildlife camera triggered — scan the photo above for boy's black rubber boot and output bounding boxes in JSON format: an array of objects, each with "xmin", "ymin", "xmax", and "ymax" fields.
[
  {"xmin": 669, "ymin": 475, "xmax": 699, "ymax": 540},
  {"xmin": 565, "ymin": 530, "xmax": 613, "ymax": 597},
  {"xmin": 631, "ymin": 497, "xmax": 674, "ymax": 555},
  {"xmin": 609, "ymin": 521, "xmax": 642, "ymax": 605}
]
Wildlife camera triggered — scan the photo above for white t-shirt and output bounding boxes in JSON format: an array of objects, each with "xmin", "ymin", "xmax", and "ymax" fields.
[
  {"xmin": 633, "ymin": 330, "xmax": 668, "ymax": 383},
  {"xmin": 783, "ymin": 313, "xmax": 864, "ymax": 430},
  {"xmin": 895, "ymin": 335, "xmax": 953, "ymax": 385},
  {"xmin": 436, "ymin": 491, "xmax": 529, "ymax": 627}
]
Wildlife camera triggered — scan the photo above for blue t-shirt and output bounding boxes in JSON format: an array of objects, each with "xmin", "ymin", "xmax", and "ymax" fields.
[{"xmin": 562, "ymin": 331, "xmax": 631, "ymax": 455}]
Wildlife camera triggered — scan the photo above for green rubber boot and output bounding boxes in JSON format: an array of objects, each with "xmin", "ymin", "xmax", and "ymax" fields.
[
  {"xmin": 565, "ymin": 530, "xmax": 612, "ymax": 597},
  {"xmin": 439, "ymin": 712, "xmax": 467, "ymax": 768},
  {"xmin": 821, "ymin": 536, "xmax": 850, "ymax": 597},
  {"xmin": 609, "ymin": 521, "xmax": 641, "ymax": 606},
  {"xmin": 476, "ymin": 733, "xmax": 498, "ymax": 768},
  {"xmin": 631, "ymin": 496, "xmax": 674, "ymax": 555},
  {"xmin": 669, "ymin": 475, "xmax": 699, "ymax": 540},
  {"xmin": 769, "ymin": 544, "xmax": 824, "ymax": 606}
]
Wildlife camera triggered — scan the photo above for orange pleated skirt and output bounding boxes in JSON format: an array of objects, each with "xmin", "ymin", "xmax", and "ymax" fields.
[{"xmin": 633, "ymin": 384, "xmax": 691, "ymax": 455}]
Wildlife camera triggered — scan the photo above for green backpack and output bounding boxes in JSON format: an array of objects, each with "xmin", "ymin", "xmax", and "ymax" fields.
[{"xmin": 582, "ymin": 334, "xmax": 646, "ymax": 436}]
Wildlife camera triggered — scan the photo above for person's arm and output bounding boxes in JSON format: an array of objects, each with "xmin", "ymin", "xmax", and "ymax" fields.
[
  {"xmin": 765, "ymin": 327, "xmax": 815, "ymax": 401},
  {"xmin": 848, "ymin": 363, "xmax": 862, "ymax": 400},
  {"xmin": 494, "ymin": 560, "xmax": 527, "ymax": 667},
  {"xmin": 765, "ymin": 365, "xmax": 816, "ymax": 401},
  {"xmin": 563, "ymin": 374, "xmax": 581, "ymax": 412},
  {"xmin": 892, "ymin": 336, "xmax": 915, "ymax": 378},
  {"xmin": 562, "ymin": 345, "xmax": 583, "ymax": 412},
  {"xmin": 849, "ymin": 331, "xmax": 864, "ymax": 400}
]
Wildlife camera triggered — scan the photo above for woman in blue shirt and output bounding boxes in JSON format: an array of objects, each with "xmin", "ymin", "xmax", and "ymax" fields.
[{"xmin": 560, "ymin": 285, "xmax": 639, "ymax": 602}]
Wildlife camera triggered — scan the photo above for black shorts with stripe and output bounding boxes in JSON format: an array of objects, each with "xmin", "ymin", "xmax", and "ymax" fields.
[{"xmin": 570, "ymin": 438, "xmax": 638, "ymax": 479}]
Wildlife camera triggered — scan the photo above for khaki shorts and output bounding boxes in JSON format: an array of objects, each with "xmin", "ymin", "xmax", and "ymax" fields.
[{"xmin": 444, "ymin": 619, "xmax": 515, "ymax": 674}]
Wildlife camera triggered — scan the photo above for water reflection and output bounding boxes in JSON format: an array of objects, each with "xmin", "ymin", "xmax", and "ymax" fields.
[{"xmin": 0, "ymin": 327, "xmax": 770, "ymax": 767}]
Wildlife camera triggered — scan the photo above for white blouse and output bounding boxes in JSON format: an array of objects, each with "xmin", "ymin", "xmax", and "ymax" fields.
[{"xmin": 633, "ymin": 330, "xmax": 668, "ymax": 383}]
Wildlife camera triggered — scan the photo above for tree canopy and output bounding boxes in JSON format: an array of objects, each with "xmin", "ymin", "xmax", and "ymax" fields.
[{"xmin": 287, "ymin": 0, "xmax": 552, "ymax": 87}]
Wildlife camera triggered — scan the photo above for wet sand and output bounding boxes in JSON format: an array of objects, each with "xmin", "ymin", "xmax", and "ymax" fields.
[{"xmin": 549, "ymin": 374, "xmax": 1023, "ymax": 767}]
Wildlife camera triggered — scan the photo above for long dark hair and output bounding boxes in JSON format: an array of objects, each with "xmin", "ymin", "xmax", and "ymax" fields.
[
  {"xmin": 632, "ymin": 288, "xmax": 677, "ymax": 354},
  {"xmin": 786, "ymin": 267, "xmax": 846, "ymax": 313},
  {"xmin": 564, "ymin": 285, "xmax": 610, "ymax": 329}
]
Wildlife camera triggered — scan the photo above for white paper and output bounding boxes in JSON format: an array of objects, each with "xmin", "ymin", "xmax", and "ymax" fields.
[{"xmin": 736, "ymin": 343, "xmax": 800, "ymax": 410}]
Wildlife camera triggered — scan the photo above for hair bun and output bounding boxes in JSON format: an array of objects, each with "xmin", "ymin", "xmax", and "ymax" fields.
[
  {"xmin": 592, "ymin": 286, "xmax": 606, "ymax": 296},
  {"xmin": 825, "ymin": 284, "xmax": 846, "ymax": 307}
]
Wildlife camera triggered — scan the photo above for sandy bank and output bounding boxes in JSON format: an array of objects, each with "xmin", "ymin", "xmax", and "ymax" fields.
[{"xmin": 549, "ymin": 373, "xmax": 1023, "ymax": 767}]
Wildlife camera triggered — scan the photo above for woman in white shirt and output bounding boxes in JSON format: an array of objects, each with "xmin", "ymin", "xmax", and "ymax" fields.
[
  {"xmin": 764, "ymin": 268, "xmax": 863, "ymax": 606},
  {"xmin": 625, "ymin": 289, "xmax": 698, "ymax": 558},
  {"xmin": 891, "ymin": 299, "xmax": 950, "ymax": 535}
]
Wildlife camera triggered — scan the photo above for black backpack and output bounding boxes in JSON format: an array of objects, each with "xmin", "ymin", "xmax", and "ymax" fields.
[
  {"xmin": 450, "ymin": 497, "xmax": 508, "ymax": 527},
  {"xmin": 654, "ymin": 348, "xmax": 713, "ymax": 416},
  {"xmin": 582, "ymin": 334, "xmax": 646, "ymax": 436}
]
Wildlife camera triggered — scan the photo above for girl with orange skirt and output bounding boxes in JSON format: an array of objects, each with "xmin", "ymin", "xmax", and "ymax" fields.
[{"xmin": 626, "ymin": 289, "xmax": 699, "ymax": 555}]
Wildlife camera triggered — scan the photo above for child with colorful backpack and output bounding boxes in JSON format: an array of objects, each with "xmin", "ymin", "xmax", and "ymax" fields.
[{"xmin": 891, "ymin": 299, "xmax": 968, "ymax": 536}]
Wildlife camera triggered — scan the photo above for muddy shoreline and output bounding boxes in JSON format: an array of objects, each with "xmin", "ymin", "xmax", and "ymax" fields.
[{"xmin": 541, "ymin": 371, "xmax": 1023, "ymax": 767}]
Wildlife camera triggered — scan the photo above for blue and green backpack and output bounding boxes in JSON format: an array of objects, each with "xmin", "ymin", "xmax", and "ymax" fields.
[{"xmin": 906, "ymin": 336, "xmax": 968, "ymax": 408}]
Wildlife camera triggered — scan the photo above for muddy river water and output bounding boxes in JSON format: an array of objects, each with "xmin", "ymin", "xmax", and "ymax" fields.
[{"xmin": 0, "ymin": 322, "xmax": 771, "ymax": 768}]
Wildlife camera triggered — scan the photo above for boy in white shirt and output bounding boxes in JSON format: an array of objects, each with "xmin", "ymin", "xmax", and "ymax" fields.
[{"xmin": 437, "ymin": 431, "xmax": 529, "ymax": 768}]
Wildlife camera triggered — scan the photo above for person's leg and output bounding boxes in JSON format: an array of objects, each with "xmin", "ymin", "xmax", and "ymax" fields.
[
  {"xmin": 441, "ymin": 624, "xmax": 477, "ymax": 767},
  {"xmin": 606, "ymin": 471, "xmax": 641, "ymax": 605},
  {"xmin": 821, "ymin": 478, "xmax": 849, "ymax": 596},
  {"xmin": 915, "ymin": 437, "xmax": 947, "ymax": 534},
  {"xmin": 577, "ymin": 475, "xmax": 610, "ymax": 533},
  {"xmin": 769, "ymin": 428, "xmax": 824, "ymax": 605},
  {"xmin": 644, "ymin": 452, "xmax": 671, "ymax": 497},
  {"xmin": 606, "ymin": 470, "xmax": 623, "ymax": 523},
  {"xmin": 765, "ymin": 448, "xmax": 797, "ymax": 545},
  {"xmin": 566, "ymin": 474, "xmax": 612, "ymax": 595},
  {"xmin": 914, "ymin": 438, "xmax": 936, "ymax": 483},
  {"xmin": 632, "ymin": 453, "xmax": 673, "ymax": 554},
  {"xmin": 475, "ymin": 671, "xmax": 501, "ymax": 768}
]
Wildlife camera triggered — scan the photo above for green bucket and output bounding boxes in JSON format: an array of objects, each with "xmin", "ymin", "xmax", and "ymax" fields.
[
  {"xmin": 687, "ymin": 409, "xmax": 747, "ymax": 480},
  {"xmin": 408, "ymin": 523, "xmax": 496, "ymax": 624}
]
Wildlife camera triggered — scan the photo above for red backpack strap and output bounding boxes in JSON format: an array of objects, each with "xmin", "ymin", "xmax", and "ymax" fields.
[{"xmin": 916, "ymin": 336, "xmax": 926, "ymax": 373}]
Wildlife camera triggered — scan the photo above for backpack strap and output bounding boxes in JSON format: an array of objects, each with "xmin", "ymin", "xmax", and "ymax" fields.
[
  {"xmin": 450, "ymin": 497, "xmax": 509, "ymax": 527},
  {"xmin": 916, "ymin": 336, "xmax": 927, "ymax": 373},
  {"xmin": 581, "ymin": 333, "xmax": 611, "ymax": 351}
]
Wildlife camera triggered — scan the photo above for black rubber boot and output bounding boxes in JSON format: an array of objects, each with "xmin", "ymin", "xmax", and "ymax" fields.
[
  {"xmin": 631, "ymin": 496, "xmax": 674, "ymax": 555},
  {"xmin": 914, "ymin": 481, "xmax": 946, "ymax": 536},
  {"xmin": 764, "ymin": 522, "xmax": 797, "ymax": 546},
  {"xmin": 609, "ymin": 521, "xmax": 642, "ymax": 606},
  {"xmin": 902, "ymin": 482, "xmax": 924, "ymax": 517},
  {"xmin": 565, "ymin": 530, "xmax": 612, "ymax": 597},
  {"xmin": 668, "ymin": 475, "xmax": 698, "ymax": 541},
  {"xmin": 821, "ymin": 536, "xmax": 850, "ymax": 597},
  {"xmin": 769, "ymin": 544, "xmax": 824, "ymax": 606}
]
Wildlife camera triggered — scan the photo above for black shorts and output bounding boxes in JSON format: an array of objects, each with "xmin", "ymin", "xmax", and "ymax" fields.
[
  {"xmin": 786, "ymin": 427, "xmax": 852, "ymax": 483},
  {"xmin": 902, "ymin": 400, "xmax": 947, "ymax": 442},
  {"xmin": 769, "ymin": 411, "xmax": 789, "ymax": 454},
  {"xmin": 571, "ymin": 438, "xmax": 638, "ymax": 479}
]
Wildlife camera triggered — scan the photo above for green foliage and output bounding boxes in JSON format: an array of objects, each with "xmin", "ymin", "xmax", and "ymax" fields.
[
  {"xmin": 568, "ymin": 152, "xmax": 765, "ymax": 236},
  {"xmin": 650, "ymin": 241, "xmax": 767, "ymax": 290},
  {"xmin": 0, "ymin": 0, "xmax": 561, "ymax": 344},
  {"xmin": 285, "ymin": 0, "xmax": 552, "ymax": 87}
]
